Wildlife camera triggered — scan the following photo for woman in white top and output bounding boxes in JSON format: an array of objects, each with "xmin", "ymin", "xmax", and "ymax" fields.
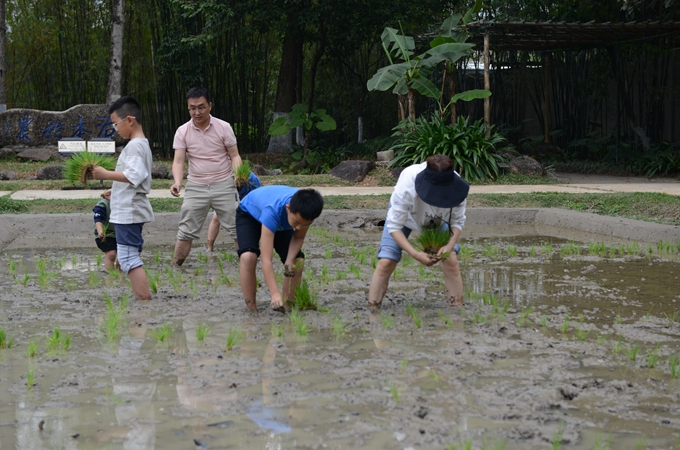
[{"xmin": 368, "ymin": 155, "xmax": 469, "ymax": 308}]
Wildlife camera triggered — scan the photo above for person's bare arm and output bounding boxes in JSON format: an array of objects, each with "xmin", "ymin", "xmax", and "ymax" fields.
[
  {"xmin": 170, "ymin": 148, "xmax": 186, "ymax": 197},
  {"xmin": 227, "ymin": 144, "xmax": 242, "ymax": 174},
  {"xmin": 91, "ymin": 166, "xmax": 130, "ymax": 183}
]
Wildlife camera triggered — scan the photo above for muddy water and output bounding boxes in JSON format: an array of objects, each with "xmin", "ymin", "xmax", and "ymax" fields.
[{"xmin": 0, "ymin": 227, "xmax": 679, "ymax": 449}]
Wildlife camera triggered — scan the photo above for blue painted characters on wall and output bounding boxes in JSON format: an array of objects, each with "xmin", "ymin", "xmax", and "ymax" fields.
[
  {"xmin": 71, "ymin": 116, "xmax": 92, "ymax": 138},
  {"xmin": 42, "ymin": 119, "xmax": 64, "ymax": 141},
  {"xmin": 17, "ymin": 115, "xmax": 35, "ymax": 142},
  {"xmin": 96, "ymin": 116, "xmax": 115, "ymax": 138}
]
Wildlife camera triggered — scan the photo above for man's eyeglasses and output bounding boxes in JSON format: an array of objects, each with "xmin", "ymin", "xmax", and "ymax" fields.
[
  {"xmin": 112, "ymin": 116, "xmax": 135, "ymax": 130},
  {"xmin": 188, "ymin": 106, "xmax": 208, "ymax": 115}
]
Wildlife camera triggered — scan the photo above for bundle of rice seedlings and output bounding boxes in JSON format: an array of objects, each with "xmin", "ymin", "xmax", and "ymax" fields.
[
  {"xmin": 64, "ymin": 151, "xmax": 117, "ymax": 186},
  {"xmin": 234, "ymin": 160, "xmax": 253, "ymax": 190},
  {"xmin": 416, "ymin": 226, "xmax": 451, "ymax": 257}
]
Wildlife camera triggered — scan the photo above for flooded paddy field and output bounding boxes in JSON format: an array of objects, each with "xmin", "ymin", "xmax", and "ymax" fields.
[{"xmin": 0, "ymin": 210, "xmax": 679, "ymax": 449}]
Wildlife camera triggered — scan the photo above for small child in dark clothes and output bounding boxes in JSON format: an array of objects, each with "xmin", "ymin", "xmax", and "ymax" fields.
[{"xmin": 93, "ymin": 190, "xmax": 118, "ymax": 270}]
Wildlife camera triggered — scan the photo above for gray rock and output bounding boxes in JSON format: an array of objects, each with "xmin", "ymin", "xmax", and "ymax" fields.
[
  {"xmin": 0, "ymin": 104, "xmax": 126, "ymax": 148},
  {"xmin": 391, "ymin": 167, "xmax": 406, "ymax": 180},
  {"xmin": 510, "ymin": 156, "xmax": 544, "ymax": 176},
  {"xmin": 151, "ymin": 164, "xmax": 168, "ymax": 179},
  {"xmin": 329, "ymin": 160, "xmax": 375, "ymax": 183},
  {"xmin": 18, "ymin": 147, "xmax": 58, "ymax": 162},
  {"xmin": 252, "ymin": 164, "xmax": 268, "ymax": 176},
  {"xmin": 376, "ymin": 150, "xmax": 394, "ymax": 162},
  {"xmin": 0, "ymin": 170, "xmax": 17, "ymax": 180},
  {"xmin": 267, "ymin": 169, "xmax": 283, "ymax": 176},
  {"xmin": 36, "ymin": 165, "xmax": 64, "ymax": 180},
  {"xmin": 0, "ymin": 147, "xmax": 16, "ymax": 159}
]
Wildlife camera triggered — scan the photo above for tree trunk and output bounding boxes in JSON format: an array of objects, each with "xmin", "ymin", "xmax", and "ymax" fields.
[
  {"xmin": 448, "ymin": 66, "xmax": 456, "ymax": 123},
  {"xmin": 0, "ymin": 0, "xmax": 6, "ymax": 112},
  {"xmin": 267, "ymin": 16, "xmax": 304, "ymax": 153},
  {"xmin": 106, "ymin": 0, "xmax": 125, "ymax": 105},
  {"xmin": 407, "ymin": 86, "xmax": 416, "ymax": 120}
]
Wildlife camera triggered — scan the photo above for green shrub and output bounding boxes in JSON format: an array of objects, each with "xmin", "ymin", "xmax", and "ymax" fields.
[
  {"xmin": 389, "ymin": 115, "xmax": 506, "ymax": 182},
  {"xmin": 0, "ymin": 196, "xmax": 28, "ymax": 213}
]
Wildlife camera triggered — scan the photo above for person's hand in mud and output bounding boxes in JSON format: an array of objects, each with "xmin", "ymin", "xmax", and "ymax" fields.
[{"xmin": 271, "ymin": 293, "xmax": 284, "ymax": 311}]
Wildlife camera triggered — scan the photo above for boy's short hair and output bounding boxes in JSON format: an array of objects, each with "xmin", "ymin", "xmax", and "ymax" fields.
[
  {"xmin": 289, "ymin": 188, "xmax": 324, "ymax": 221},
  {"xmin": 109, "ymin": 96, "xmax": 142, "ymax": 125},
  {"xmin": 187, "ymin": 87, "xmax": 211, "ymax": 103}
]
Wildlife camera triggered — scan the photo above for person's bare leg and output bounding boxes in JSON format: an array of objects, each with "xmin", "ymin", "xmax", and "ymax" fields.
[
  {"xmin": 104, "ymin": 250, "xmax": 117, "ymax": 270},
  {"xmin": 239, "ymin": 252, "xmax": 259, "ymax": 313},
  {"xmin": 173, "ymin": 239, "xmax": 192, "ymax": 266},
  {"xmin": 440, "ymin": 254, "xmax": 463, "ymax": 306},
  {"xmin": 283, "ymin": 258, "xmax": 304, "ymax": 306},
  {"xmin": 207, "ymin": 215, "xmax": 220, "ymax": 252},
  {"xmin": 128, "ymin": 266, "xmax": 151, "ymax": 300},
  {"xmin": 368, "ymin": 258, "xmax": 398, "ymax": 309}
]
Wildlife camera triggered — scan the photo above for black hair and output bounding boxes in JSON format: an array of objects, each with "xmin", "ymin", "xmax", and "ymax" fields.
[
  {"xmin": 289, "ymin": 188, "xmax": 324, "ymax": 221},
  {"xmin": 186, "ymin": 87, "xmax": 211, "ymax": 104},
  {"xmin": 109, "ymin": 96, "xmax": 142, "ymax": 125},
  {"xmin": 426, "ymin": 154, "xmax": 454, "ymax": 172}
]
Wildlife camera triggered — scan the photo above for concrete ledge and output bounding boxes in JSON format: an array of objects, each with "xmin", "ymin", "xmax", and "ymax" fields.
[{"xmin": 0, "ymin": 208, "xmax": 677, "ymax": 252}]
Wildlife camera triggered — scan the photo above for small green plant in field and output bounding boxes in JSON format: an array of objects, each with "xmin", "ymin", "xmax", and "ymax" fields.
[
  {"xmin": 8, "ymin": 256, "xmax": 16, "ymax": 273},
  {"xmin": 324, "ymin": 247, "xmax": 332, "ymax": 259},
  {"xmin": 406, "ymin": 302, "xmax": 416, "ymax": 318},
  {"xmin": 596, "ymin": 334, "xmax": 607, "ymax": 345},
  {"xmin": 46, "ymin": 328, "xmax": 62, "ymax": 351},
  {"xmin": 169, "ymin": 271, "xmax": 183, "ymax": 293},
  {"xmin": 411, "ymin": 310, "xmax": 422, "ymax": 328},
  {"xmin": 388, "ymin": 381, "xmax": 400, "ymax": 403},
  {"xmin": 18, "ymin": 270, "xmax": 30, "ymax": 287},
  {"xmin": 542, "ymin": 242, "xmax": 553, "ymax": 254},
  {"xmin": 348, "ymin": 263, "xmax": 362, "ymax": 279},
  {"xmin": 551, "ymin": 424, "xmax": 564, "ymax": 450},
  {"xmin": 644, "ymin": 308, "xmax": 653, "ymax": 320},
  {"xmin": 289, "ymin": 308, "xmax": 309, "ymax": 336},
  {"xmin": 381, "ymin": 312, "xmax": 394, "ymax": 328},
  {"xmin": 457, "ymin": 245, "xmax": 472, "ymax": 260},
  {"xmin": 225, "ymin": 327, "xmax": 244, "ymax": 350},
  {"xmin": 0, "ymin": 328, "xmax": 15, "ymax": 349},
  {"xmin": 446, "ymin": 439, "xmax": 473, "ymax": 450},
  {"xmin": 647, "ymin": 343, "xmax": 661, "ymax": 368},
  {"xmin": 561, "ymin": 315, "xmax": 570, "ymax": 334},
  {"xmin": 482, "ymin": 243, "xmax": 499, "ymax": 258},
  {"xmin": 560, "ymin": 241, "xmax": 580, "ymax": 257},
  {"xmin": 529, "ymin": 245, "xmax": 537, "ymax": 257},
  {"xmin": 196, "ymin": 251, "xmax": 208, "ymax": 263},
  {"xmin": 399, "ymin": 358, "xmax": 408, "ymax": 374},
  {"xmin": 270, "ymin": 322, "xmax": 284, "ymax": 338},
  {"xmin": 88, "ymin": 271, "xmax": 101, "ymax": 289},
  {"xmin": 196, "ymin": 323, "xmax": 211, "ymax": 342},
  {"xmin": 615, "ymin": 310, "xmax": 623, "ymax": 324},
  {"xmin": 516, "ymin": 305, "xmax": 534, "ymax": 327},
  {"xmin": 613, "ymin": 337, "xmax": 623, "ymax": 355},
  {"xmin": 540, "ymin": 316, "xmax": 548, "ymax": 328},
  {"xmin": 506, "ymin": 245, "xmax": 518, "ymax": 257},
  {"xmin": 71, "ymin": 254, "xmax": 78, "ymax": 267},
  {"xmin": 634, "ymin": 437, "xmax": 646, "ymax": 450},
  {"xmin": 335, "ymin": 270, "xmax": 347, "ymax": 280},
  {"xmin": 664, "ymin": 310, "xmax": 678, "ymax": 323},
  {"xmin": 150, "ymin": 323, "xmax": 173, "ymax": 342},
  {"xmin": 103, "ymin": 295, "xmax": 128, "ymax": 342},
  {"xmin": 669, "ymin": 355, "xmax": 680, "ymax": 378},
  {"xmin": 575, "ymin": 326, "xmax": 590, "ymax": 341},
  {"xmin": 392, "ymin": 266, "xmax": 404, "ymax": 281},
  {"xmin": 428, "ymin": 369, "xmax": 441, "ymax": 382},
  {"xmin": 593, "ymin": 435, "xmax": 614, "ymax": 450},
  {"xmin": 220, "ymin": 273, "xmax": 234, "ymax": 287},
  {"xmin": 371, "ymin": 252, "xmax": 378, "ymax": 269},
  {"xmin": 26, "ymin": 368, "xmax": 36, "ymax": 389},
  {"xmin": 148, "ymin": 271, "xmax": 160, "ymax": 294},
  {"xmin": 27, "ymin": 339, "xmax": 38, "ymax": 357},
  {"xmin": 96, "ymin": 253, "xmax": 103, "ymax": 266},
  {"xmin": 438, "ymin": 311, "xmax": 454, "ymax": 328},
  {"xmin": 331, "ymin": 315, "xmax": 348, "ymax": 339},
  {"xmin": 625, "ymin": 342, "xmax": 641, "ymax": 363},
  {"xmin": 472, "ymin": 308, "xmax": 487, "ymax": 324},
  {"xmin": 291, "ymin": 280, "xmax": 318, "ymax": 310},
  {"xmin": 154, "ymin": 252, "xmax": 161, "ymax": 264}
]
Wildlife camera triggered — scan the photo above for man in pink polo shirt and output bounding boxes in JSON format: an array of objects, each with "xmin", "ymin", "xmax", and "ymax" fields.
[{"xmin": 170, "ymin": 87, "xmax": 243, "ymax": 266}]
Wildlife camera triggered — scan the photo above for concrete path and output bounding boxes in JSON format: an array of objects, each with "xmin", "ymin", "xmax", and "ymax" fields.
[{"xmin": 1, "ymin": 173, "xmax": 679, "ymax": 200}]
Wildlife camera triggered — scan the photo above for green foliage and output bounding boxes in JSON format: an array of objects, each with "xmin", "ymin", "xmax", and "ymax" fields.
[
  {"xmin": 625, "ymin": 342, "xmax": 641, "ymax": 363},
  {"xmin": 291, "ymin": 280, "xmax": 318, "ymax": 311},
  {"xmin": 289, "ymin": 308, "xmax": 309, "ymax": 336},
  {"xmin": 0, "ymin": 196, "xmax": 28, "ymax": 213},
  {"xmin": 390, "ymin": 115, "xmax": 506, "ymax": 182},
  {"xmin": 416, "ymin": 226, "xmax": 451, "ymax": 255},
  {"xmin": 63, "ymin": 152, "xmax": 117, "ymax": 186},
  {"xmin": 331, "ymin": 315, "xmax": 348, "ymax": 339},
  {"xmin": 0, "ymin": 328, "xmax": 15, "ymax": 349},
  {"xmin": 225, "ymin": 327, "xmax": 244, "ymax": 350},
  {"xmin": 196, "ymin": 323, "xmax": 212, "ymax": 342},
  {"xmin": 150, "ymin": 323, "xmax": 173, "ymax": 342}
]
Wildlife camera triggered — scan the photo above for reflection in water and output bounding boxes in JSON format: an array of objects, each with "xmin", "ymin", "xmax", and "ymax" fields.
[{"xmin": 247, "ymin": 398, "xmax": 291, "ymax": 433}]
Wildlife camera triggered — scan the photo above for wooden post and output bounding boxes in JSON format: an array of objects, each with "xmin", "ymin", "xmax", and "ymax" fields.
[
  {"xmin": 544, "ymin": 52, "xmax": 550, "ymax": 144},
  {"xmin": 484, "ymin": 32, "xmax": 490, "ymax": 137}
]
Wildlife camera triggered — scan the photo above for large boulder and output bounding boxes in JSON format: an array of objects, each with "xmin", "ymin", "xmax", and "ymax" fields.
[
  {"xmin": 17, "ymin": 147, "xmax": 59, "ymax": 162},
  {"xmin": 510, "ymin": 155, "xmax": 544, "ymax": 176},
  {"xmin": 329, "ymin": 160, "xmax": 375, "ymax": 183},
  {"xmin": 391, "ymin": 167, "xmax": 406, "ymax": 180},
  {"xmin": 252, "ymin": 164, "xmax": 268, "ymax": 176},
  {"xmin": 151, "ymin": 164, "xmax": 168, "ymax": 179},
  {"xmin": 0, "ymin": 147, "xmax": 16, "ymax": 159},
  {"xmin": 37, "ymin": 165, "xmax": 64, "ymax": 180},
  {"xmin": 0, "ymin": 170, "xmax": 17, "ymax": 180}
]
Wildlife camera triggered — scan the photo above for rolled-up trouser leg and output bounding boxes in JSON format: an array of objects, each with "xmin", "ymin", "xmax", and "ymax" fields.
[{"xmin": 118, "ymin": 244, "xmax": 143, "ymax": 274}]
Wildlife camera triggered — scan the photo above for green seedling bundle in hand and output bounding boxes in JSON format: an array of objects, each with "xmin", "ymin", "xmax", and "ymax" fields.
[
  {"xmin": 234, "ymin": 160, "xmax": 253, "ymax": 190},
  {"xmin": 64, "ymin": 151, "xmax": 117, "ymax": 186},
  {"xmin": 416, "ymin": 225, "xmax": 451, "ymax": 258}
]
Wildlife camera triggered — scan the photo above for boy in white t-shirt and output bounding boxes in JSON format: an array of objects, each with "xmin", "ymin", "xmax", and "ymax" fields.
[{"xmin": 92, "ymin": 96, "xmax": 154, "ymax": 300}]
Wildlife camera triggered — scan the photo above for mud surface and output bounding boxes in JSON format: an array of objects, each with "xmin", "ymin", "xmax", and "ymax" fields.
[{"xmin": 0, "ymin": 211, "xmax": 679, "ymax": 449}]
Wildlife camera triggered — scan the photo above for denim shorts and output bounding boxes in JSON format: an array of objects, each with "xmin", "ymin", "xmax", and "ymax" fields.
[
  {"xmin": 377, "ymin": 219, "xmax": 460, "ymax": 262},
  {"xmin": 113, "ymin": 223, "xmax": 144, "ymax": 253}
]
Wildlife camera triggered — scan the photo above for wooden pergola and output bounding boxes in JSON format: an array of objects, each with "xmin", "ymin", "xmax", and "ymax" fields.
[{"xmin": 461, "ymin": 20, "xmax": 680, "ymax": 147}]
